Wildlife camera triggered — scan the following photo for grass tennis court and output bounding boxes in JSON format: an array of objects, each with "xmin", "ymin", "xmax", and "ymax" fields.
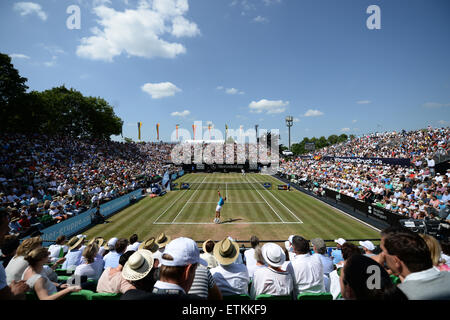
[{"xmin": 83, "ymin": 173, "xmax": 381, "ymax": 245}]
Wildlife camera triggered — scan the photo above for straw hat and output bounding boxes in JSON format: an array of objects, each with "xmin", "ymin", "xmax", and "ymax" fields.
[
  {"xmin": 139, "ymin": 237, "xmax": 159, "ymax": 253},
  {"xmin": 88, "ymin": 237, "xmax": 105, "ymax": 248},
  {"xmin": 156, "ymin": 232, "xmax": 171, "ymax": 248},
  {"xmin": 213, "ymin": 237, "xmax": 240, "ymax": 266},
  {"xmin": 122, "ymin": 249, "xmax": 154, "ymax": 282},
  {"xmin": 261, "ymin": 243, "xmax": 286, "ymax": 268},
  {"xmin": 202, "ymin": 239, "xmax": 215, "ymax": 254},
  {"xmin": 67, "ymin": 236, "xmax": 84, "ymax": 251}
]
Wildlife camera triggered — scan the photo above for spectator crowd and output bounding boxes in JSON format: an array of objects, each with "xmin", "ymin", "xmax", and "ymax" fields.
[
  {"xmin": 280, "ymin": 127, "xmax": 450, "ymax": 221},
  {"xmin": 1, "ymin": 220, "xmax": 450, "ymax": 300},
  {"xmin": 0, "ymin": 134, "xmax": 180, "ymax": 237}
]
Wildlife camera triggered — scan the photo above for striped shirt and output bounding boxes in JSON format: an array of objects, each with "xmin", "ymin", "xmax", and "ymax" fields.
[{"xmin": 188, "ymin": 264, "xmax": 215, "ymax": 299}]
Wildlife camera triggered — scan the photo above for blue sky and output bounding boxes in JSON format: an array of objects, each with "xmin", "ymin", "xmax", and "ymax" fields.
[{"xmin": 1, "ymin": 0, "xmax": 449, "ymax": 144}]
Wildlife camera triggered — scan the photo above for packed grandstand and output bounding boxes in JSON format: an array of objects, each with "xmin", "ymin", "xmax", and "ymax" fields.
[{"xmin": 0, "ymin": 126, "xmax": 450, "ymax": 300}]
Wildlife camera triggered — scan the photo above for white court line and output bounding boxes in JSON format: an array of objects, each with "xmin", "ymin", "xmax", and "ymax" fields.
[
  {"xmin": 245, "ymin": 176, "xmax": 285, "ymax": 223},
  {"xmin": 153, "ymin": 175, "xmax": 203, "ymax": 223},
  {"xmin": 171, "ymin": 176, "xmax": 207, "ymax": 223},
  {"xmin": 154, "ymin": 221, "xmax": 303, "ymax": 225},
  {"xmin": 189, "ymin": 201, "xmax": 265, "ymax": 204},
  {"xmin": 250, "ymin": 176, "xmax": 303, "ymax": 223}
]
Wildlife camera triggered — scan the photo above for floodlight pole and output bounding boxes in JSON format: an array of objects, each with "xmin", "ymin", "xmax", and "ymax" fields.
[{"xmin": 285, "ymin": 116, "xmax": 293, "ymax": 151}]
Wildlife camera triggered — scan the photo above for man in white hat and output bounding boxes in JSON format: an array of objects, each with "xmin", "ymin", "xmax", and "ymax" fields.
[
  {"xmin": 152, "ymin": 237, "xmax": 206, "ymax": 297},
  {"xmin": 359, "ymin": 240, "xmax": 376, "ymax": 257},
  {"xmin": 331, "ymin": 238, "xmax": 346, "ymax": 265},
  {"xmin": 250, "ymin": 243, "xmax": 293, "ymax": 299},
  {"xmin": 210, "ymin": 237, "xmax": 249, "ymax": 296}
]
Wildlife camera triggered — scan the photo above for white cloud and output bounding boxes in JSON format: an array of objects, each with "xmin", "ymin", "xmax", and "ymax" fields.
[
  {"xmin": 293, "ymin": 117, "xmax": 300, "ymax": 123},
  {"xmin": 13, "ymin": 2, "xmax": 47, "ymax": 21},
  {"xmin": 438, "ymin": 120, "xmax": 449, "ymax": 125},
  {"xmin": 341, "ymin": 128, "xmax": 351, "ymax": 132},
  {"xmin": 10, "ymin": 54, "xmax": 30, "ymax": 59},
  {"xmin": 171, "ymin": 110, "xmax": 190, "ymax": 117},
  {"xmin": 226, "ymin": 88, "xmax": 239, "ymax": 95},
  {"xmin": 263, "ymin": 0, "xmax": 282, "ymax": 5},
  {"xmin": 352, "ymin": 119, "xmax": 357, "ymax": 123},
  {"xmin": 141, "ymin": 82, "xmax": 181, "ymax": 99},
  {"xmin": 44, "ymin": 56, "xmax": 57, "ymax": 67},
  {"xmin": 217, "ymin": 86, "xmax": 244, "ymax": 95},
  {"xmin": 423, "ymin": 102, "xmax": 450, "ymax": 108},
  {"xmin": 249, "ymin": 99, "xmax": 289, "ymax": 114},
  {"xmin": 253, "ymin": 15, "xmax": 268, "ymax": 23},
  {"xmin": 356, "ymin": 100, "xmax": 371, "ymax": 104},
  {"xmin": 303, "ymin": 109, "xmax": 324, "ymax": 117},
  {"xmin": 76, "ymin": 0, "xmax": 200, "ymax": 62}
]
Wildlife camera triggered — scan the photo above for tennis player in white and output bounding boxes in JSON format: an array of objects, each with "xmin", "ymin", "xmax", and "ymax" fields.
[{"xmin": 214, "ymin": 190, "xmax": 226, "ymax": 224}]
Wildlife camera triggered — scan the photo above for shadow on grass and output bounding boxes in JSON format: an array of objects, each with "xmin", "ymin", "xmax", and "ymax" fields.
[{"xmin": 220, "ymin": 218, "xmax": 242, "ymax": 224}]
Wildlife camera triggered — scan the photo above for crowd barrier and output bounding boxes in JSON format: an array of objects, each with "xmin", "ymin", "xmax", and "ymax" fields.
[
  {"xmin": 276, "ymin": 173, "xmax": 406, "ymax": 229},
  {"xmin": 38, "ymin": 189, "xmax": 143, "ymax": 246}
]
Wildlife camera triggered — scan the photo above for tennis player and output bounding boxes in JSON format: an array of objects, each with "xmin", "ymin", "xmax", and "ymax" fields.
[{"xmin": 214, "ymin": 190, "xmax": 226, "ymax": 224}]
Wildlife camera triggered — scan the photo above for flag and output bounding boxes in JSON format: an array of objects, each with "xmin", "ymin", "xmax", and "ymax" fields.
[
  {"xmin": 225, "ymin": 124, "xmax": 228, "ymax": 141},
  {"xmin": 208, "ymin": 124, "xmax": 212, "ymax": 138},
  {"xmin": 176, "ymin": 124, "xmax": 179, "ymax": 140},
  {"xmin": 156, "ymin": 123, "xmax": 160, "ymax": 141},
  {"xmin": 137, "ymin": 122, "xmax": 142, "ymax": 140},
  {"xmin": 192, "ymin": 124, "xmax": 196, "ymax": 140}
]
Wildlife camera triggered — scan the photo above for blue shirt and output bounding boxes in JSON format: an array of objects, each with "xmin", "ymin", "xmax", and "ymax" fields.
[
  {"xmin": 62, "ymin": 249, "xmax": 83, "ymax": 269},
  {"xmin": 331, "ymin": 249, "xmax": 344, "ymax": 265},
  {"xmin": 218, "ymin": 197, "xmax": 224, "ymax": 206},
  {"xmin": 103, "ymin": 251, "xmax": 122, "ymax": 269}
]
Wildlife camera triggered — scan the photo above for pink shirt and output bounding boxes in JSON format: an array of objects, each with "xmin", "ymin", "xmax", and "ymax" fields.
[{"xmin": 96, "ymin": 267, "xmax": 134, "ymax": 294}]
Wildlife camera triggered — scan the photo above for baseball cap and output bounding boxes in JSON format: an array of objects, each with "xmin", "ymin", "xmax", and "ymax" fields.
[
  {"xmin": 359, "ymin": 240, "xmax": 375, "ymax": 251},
  {"xmin": 334, "ymin": 238, "xmax": 346, "ymax": 246},
  {"xmin": 160, "ymin": 237, "xmax": 207, "ymax": 267}
]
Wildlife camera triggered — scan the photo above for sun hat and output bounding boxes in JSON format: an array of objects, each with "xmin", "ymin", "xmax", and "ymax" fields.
[
  {"xmin": 261, "ymin": 243, "xmax": 286, "ymax": 268},
  {"xmin": 156, "ymin": 232, "xmax": 171, "ymax": 248},
  {"xmin": 334, "ymin": 238, "xmax": 346, "ymax": 246},
  {"xmin": 359, "ymin": 240, "xmax": 375, "ymax": 251},
  {"xmin": 122, "ymin": 249, "xmax": 154, "ymax": 282},
  {"xmin": 160, "ymin": 237, "xmax": 206, "ymax": 267},
  {"xmin": 89, "ymin": 237, "xmax": 105, "ymax": 248},
  {"xmin": 139, "ymin": 237, "xmax": 159, "ymax": 252},
  {"xmin": 68, "ymin": 236, "xmax": 84, "ymax": 251},
  {"xmin": 213, "ymin": 237, "xmax": 240, "ymax": 266},
  {"xmin": 104, "ymin": 237, "xmax": 118, "ymax": 250},
  {"xmin": 202, "ymin": 239, "xmax": 215, "ymax": 254}
]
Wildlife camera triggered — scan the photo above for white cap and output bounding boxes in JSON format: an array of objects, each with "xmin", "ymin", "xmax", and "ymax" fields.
[
  {"xmin": 161, "ymin": 237, "xmax": 207, "ymax": 267},
  {"xmin": 334, "ymin": 238, "xmax": 346, "ymax": 246},
  {"xmin": 107, "ymin": 237, "xmax": 118, "ymax": 248},
  {"xmin": 359, "ymin": 240, "xmax": 375, "ymax": 251},
  {"xmin": 288, "ymin": 235, "xmax": 295, "ymax": 243},
  {"xmin": 76, "ymin": 234, "xmax": 86, "ymax": 239}
]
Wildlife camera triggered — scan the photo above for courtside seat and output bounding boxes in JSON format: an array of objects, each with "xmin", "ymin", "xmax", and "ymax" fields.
[
  {"xmin": 222, "ymin": 294, "xmax": 252, "ymax": 300},
  {"xmin": 25, "ymin": 291, "xmax": 38, "ymax": 300},
  {"xmin": 297, "ymin": 292, "xmax": 333, "ymax": 300},
  {"xmin": 61, "ymin": 289, "xmax": 94, "ymax": 300},
  {"xmin": 91, "ymin": 292, "xmax": 122, "ymax": 300},
  {"xmin": 55, "ymin": 268, "xmax": 70, "ymax": 276},
  {"xmin": 255, "ymin": 293, "xmax": 292, "ymax": 300}
]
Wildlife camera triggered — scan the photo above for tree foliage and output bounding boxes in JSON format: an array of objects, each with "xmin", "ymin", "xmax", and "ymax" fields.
[
  {"xmin": 0, "ymin": 53, "xmax": 123, "ymax": 139},
  {"xmin": 291, "ymin": 133, "xmax": 355, "ymax": 155}
]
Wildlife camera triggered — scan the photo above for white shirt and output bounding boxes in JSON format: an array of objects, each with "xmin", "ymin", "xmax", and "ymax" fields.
[
  {"xmin": 403, "ymin": 266, "xmax": 441, "ymax": 283},
  {"xmin": 286, "ymin": 253, "xmax": 324, "ymax": 296},
  {"xmin": 153, "ymin": 281, "xmax": 186, "ymax": 294},
  {"xmin": 250, "ymin": 266, "xmax": 294, "ymax": 299},
  {"xmin": 244, "ymin": 248, "xmax": 257, "ymax": 270},
  {"xmin": 210, "ymin": 263, "xmax": 250, "ymax": 296}
]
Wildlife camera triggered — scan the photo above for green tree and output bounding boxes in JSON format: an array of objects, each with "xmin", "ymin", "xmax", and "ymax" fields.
[{"xmin": 0, "ymin": 53, "xmax": 29, "ymax": 131}]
